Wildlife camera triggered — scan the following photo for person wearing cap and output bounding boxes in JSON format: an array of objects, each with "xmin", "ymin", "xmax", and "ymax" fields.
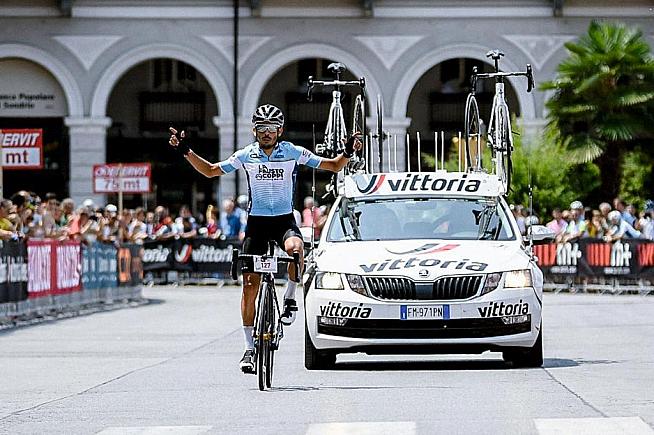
[
  {"xmin": 604, "ymin": 210, "xmax": 641, "ymax": 242},
  {"xmin": 169, "ymin": 103, "xmax": 363, "ymax": 374},
  {"xmin": 560, "ymin": 201, "xmax": 588, "ymax": 242}
]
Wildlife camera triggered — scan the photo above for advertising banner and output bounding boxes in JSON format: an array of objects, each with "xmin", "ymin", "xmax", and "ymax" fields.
[
  {"xmin": 93, "ymin": 163, "xmax": 151, "ymax": 193},
  {"xmin": 534, "ymin": 239, "xmax": 654, "ymax": 278},
  {"xmin": 142, "ymin": 238, "xmax": 238, "ymax": 273},
  {"xmin": 0, "ymin": 241, "xmax": 28, "ymax": 303},
  {"xmin": 28, "ymin": 240, "xmax": 81, "ymax": 297},
  {"xmin": 82, "ymin": 242, "xmax": 118, "ymax": 290},
  {"xmin": 0, "ymin": 128, "xmax": 44, "ymax": 169},
  {"xmin": 118, "ymin": 244, "xmax": 143, "ymax": 286}
]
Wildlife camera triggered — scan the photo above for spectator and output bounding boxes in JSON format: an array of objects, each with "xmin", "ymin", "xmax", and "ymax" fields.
[
  {"xmin": 128, "ymin": 207, "xmax": 148, "ymax": 243},
  {"xmin": 546, "ymin": 208, "xmax": 567, "ymax": 236},
  {"xmin": 236, "ymin": 194, "xmax": 249, "ymax": 230},
  {"xmin": 205, "ymin": 204, "xmax": 221, "ymax": 238},
  {"xmin": 0, "ymin": 199, "xmax": 17, "ymax": 240},
  {"xmin": 511, "ymin": 204, "xmax": 526, "ymax": 235},
  {"xmin": 570, "ymin": 201, "xmax": 585, "ymax": 222},
  {"xmin": 639, "ymin": 202, "xmax": 653, "ymax": 240},
  {"xmin": 604, "ymin": 210, "xmax": 641, "ymax": 242},
  {"xmin": 152, "ymin": 206, "xmax": 174, "ymax": 240},
  {"xmin": 302, "ymin": 196, "xmax": 324, "ymax": 237},
  {"xmin": 68, "ymin": 208, "xmax": 99, "ymax": 243},
  {"xmin": 61, "ymin": 198, "xmax": 75, "ymax": 225},
  {"xmin": 587, "ymin": 210, "xmax": 605, "ymax": 239},
  {"xmin": 219, "ymin": 198, "xmax": 245, "ymax": 240},
  {"xmin": 613, "ymin": 197, "xmax": 636, "ymax": 227},
  {"xmin": 561, "ymin": 207, "xmax": 588, "ymax": 242}
]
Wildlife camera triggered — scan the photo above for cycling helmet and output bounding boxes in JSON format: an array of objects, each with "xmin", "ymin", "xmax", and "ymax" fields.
[
  {"xmin": 570, "ymin": 200, "xmax": 583, "ymax": 210},
  {"xmin": 252, "ymin": 104, "xmax": 284, "ymax": 127}
]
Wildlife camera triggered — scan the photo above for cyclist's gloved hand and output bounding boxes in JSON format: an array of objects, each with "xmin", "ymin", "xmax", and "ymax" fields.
[
  {"xmin": 343, "ymin": 133, "xmax": 360, "ymax": 158},
  {"xmin": 169, "ymin": 127, "xmax": 191, "ymax": 157}
]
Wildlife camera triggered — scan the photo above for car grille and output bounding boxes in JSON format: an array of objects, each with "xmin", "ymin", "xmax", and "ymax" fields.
[
  {"xmin": 364, "ymin": 277, "xmax": 416, "ymax": 299},
  {"xmin": 433, "ymin": 275, "xmax": 483, "ymax": 300},
  {"xmin": 364, "ymin": 275, "xmax": 482, "ymax": 300}
]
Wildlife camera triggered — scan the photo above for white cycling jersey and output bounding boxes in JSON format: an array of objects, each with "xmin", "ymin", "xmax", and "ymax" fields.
[{"xmin": 219, "ymin": 141, "xmax": 322, "ymax": 216}]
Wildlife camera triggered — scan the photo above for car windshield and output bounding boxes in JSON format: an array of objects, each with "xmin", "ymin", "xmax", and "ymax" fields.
[{"xmin": 327, "ymin": 197, "xmax": 515, "ymax": 242}]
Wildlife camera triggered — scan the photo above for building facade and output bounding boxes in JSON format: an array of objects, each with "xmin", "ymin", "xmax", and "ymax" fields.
[{"xmin": 1, "ymin": 0, "xmax": 652, "ymax": 211}]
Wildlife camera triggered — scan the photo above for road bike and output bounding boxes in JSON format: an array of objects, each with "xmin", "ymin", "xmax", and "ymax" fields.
[
  {"xmin": 464, "ymin": 50, "xmax": 534, "ymax": 194},
  {"xmin": 307, "ymin": 62, "xmax": 367, "ymax": 198},
  {"xmin": 231, "ymin": 241, "xmax": 300, "ymax": 391}
]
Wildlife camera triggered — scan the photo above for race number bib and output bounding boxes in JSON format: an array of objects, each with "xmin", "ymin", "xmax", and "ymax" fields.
[{"xmin": 253, "ymin": 256, "xmax": 277, "ymax": 273}]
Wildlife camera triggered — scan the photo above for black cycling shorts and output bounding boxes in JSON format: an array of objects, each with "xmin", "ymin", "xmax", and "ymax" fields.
[{"xmin": 241, "ymin": 214, "xmax": 302, "ymax": 272}]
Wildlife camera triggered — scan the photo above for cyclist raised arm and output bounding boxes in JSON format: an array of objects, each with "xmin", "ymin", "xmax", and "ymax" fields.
[{"xmin": 168, "ymin": 104, "xmax": 361, "ymax": 373}]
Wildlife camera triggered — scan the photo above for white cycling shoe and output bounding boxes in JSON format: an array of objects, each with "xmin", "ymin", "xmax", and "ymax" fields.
[{"xmin": 280, "ymin": 299, "xmax": 298, "ymax": 326}]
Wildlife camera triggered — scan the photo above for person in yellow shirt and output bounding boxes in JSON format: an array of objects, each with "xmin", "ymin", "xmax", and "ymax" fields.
[{"xmin": 0, "ymin": 199, "xmax": 17, "ymax": 240}]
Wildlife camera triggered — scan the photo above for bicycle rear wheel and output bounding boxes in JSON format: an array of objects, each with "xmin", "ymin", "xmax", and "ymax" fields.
[
  {"xmin": 265, "ymin": 282, "xmax": 276, "ymax": 388},
  {"xmin": 464, "ymin": 94, "xmax": 482, "ymax": 171},
  {"xmin": 256, "ymin": 280, "xmax": 270, "ymax": 391}
]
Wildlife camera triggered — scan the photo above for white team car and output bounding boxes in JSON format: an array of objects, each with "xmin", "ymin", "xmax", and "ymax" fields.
[{"xmin": 303, "ymin": 171, "xmax": 554, "ymax": 369}]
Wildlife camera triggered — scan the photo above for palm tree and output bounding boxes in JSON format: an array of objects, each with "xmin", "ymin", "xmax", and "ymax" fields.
[{"xmin": 541, "ymin": 21, "xmax": 654, "ymax": 200}]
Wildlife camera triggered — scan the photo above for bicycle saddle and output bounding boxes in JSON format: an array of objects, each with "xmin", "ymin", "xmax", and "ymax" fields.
[
  {"xmin": 327, "ymin": 62, "xmax": 346, "ymax": 75},
  {"xmin": 486, "ymin": 50, "xmax": 504, "ymax": 60}
]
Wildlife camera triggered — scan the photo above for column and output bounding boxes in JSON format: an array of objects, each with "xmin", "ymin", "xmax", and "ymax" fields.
[
  {"xmin": 521, "ymin": 118, "xmax": 547, "ymax": 148},
  {"xmin": 64, "ymin": 116, "xmax": 112, "ymax": 206},
  {"xmin": 213, "ymin": 116, "xmax": 254, "ymax": 201}
]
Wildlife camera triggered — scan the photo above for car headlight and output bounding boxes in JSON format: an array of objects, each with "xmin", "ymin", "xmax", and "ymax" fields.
[
  {"xmin": 346, "ymin": 274, "xmax": 367, "ymax": 295},
  {"xmin": 504, "ymin": 270, "xmax": 533, "ymax": 288},
  {"xmin": 315, "ymin": 272, "xmax": 344, "ymax": 290},
  {"xmin": 481, "ymin": 272, "xmax": 502, "ymax": 295}
]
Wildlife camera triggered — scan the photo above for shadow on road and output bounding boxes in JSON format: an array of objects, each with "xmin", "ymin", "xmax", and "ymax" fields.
[
  {"xmin": 544, "ymin": 358, "xmax": 621, "ymax": 368},
  {"xmin": 330, "ymin": 359, "xmax": 509, "ymax": 371}
]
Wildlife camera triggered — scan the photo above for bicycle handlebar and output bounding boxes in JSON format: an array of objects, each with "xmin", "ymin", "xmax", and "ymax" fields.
[
  {"xmin": 231, "ymin": 246, "xmax": 301, "ymax": 283},
  {"xmin": 470, "ymin": 64, "xmax": 535, "ymax": 93},
  {"xmin": 307, "ymin": 76, "xmax": 366, "ymax": 101}
]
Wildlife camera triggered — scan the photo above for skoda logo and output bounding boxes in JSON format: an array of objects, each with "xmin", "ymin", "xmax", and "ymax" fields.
[{"xmin": 418, "ymin": 269, "xmax": 430, "ymax": 278}]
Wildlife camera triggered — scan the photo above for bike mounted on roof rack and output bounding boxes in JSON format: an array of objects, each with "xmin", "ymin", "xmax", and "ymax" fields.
[
  {"xmin": 307, "ymin": 62, "xmax": 386, "ymax": 199},
  {"xmin": 464, "ymin": 49, "xmax": 535, "ymax": 195}
]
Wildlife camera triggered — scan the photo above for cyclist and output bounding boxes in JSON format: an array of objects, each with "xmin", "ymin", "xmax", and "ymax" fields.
[{"xmin": 169, "ymin": 104, "xmax": 362, "ymax": 373}]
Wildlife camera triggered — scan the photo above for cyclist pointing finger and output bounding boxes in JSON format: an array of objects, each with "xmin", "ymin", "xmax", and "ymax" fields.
[{"xmin": 169, "ymin": 104, "xmax": 361, "ymax": 372}]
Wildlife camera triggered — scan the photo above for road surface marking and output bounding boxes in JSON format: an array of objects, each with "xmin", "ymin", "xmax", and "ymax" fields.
[
  {"xmin": 306, "ymin": 421, "xmax": 416, "ymax": 435},
  {"xmin": 535, "ymin": 417, "xmax": 654, "ymax": 435},
  {"xmin": 96, "ymin": 426, "xmax": 212, "ymax": 435}
]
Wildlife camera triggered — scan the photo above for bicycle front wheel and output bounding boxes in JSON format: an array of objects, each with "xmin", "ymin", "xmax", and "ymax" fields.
[
  {"xmin": 464, "ymin": 94, "xmax": 482, "ymax": 171},
  {"xmin": 256, "ymin": 280, "xmax": 270, "ymax": 391},
  {"xmin": 265, "ymin": 282, "xmax": 276, "ymax": 388}
]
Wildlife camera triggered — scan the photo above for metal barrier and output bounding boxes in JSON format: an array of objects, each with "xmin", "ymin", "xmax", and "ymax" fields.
[{"xmin": 0, "ymin": 240, "xmax": 143, "ymax": 327}]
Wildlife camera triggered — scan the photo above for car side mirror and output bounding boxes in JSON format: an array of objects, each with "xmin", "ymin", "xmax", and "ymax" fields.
[{"xmin": 524, "ymin": 225, "xmax": 555, "ymax": 245}]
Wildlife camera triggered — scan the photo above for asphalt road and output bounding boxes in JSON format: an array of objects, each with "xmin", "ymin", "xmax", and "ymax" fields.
[{"xmin": 1, "ymin": 285, "xmax": 653, "ymax": 435}]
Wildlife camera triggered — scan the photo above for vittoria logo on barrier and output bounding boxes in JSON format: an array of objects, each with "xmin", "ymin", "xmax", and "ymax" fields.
[
  {"xmin": 191, "ymin": 244, "xmax": 233, "ymax": 263},
  {"xmin": 175, "ymin": 245, "xmax": 192, "ymax": 264},
  {"xmin": 143, "ymin": 246, "xmax": 171, "ymax": 263},
  {"xmin": 478, "ymin": 300, "xmax": 529, "ymax": 318}
]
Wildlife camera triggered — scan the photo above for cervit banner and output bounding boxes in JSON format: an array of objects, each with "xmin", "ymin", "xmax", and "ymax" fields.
[{"xmin": 534, "ymin": 239, "xmax": 654, "ymax": 278}]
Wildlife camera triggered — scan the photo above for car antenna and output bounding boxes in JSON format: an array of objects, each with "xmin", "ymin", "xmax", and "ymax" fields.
[
  {"xmin": 528, "ymin": 153, "xmax": 534, "ymax": 252},
  {"xmin": 311, "ymin": 124, "xmax": 317, "ymax": 254}
]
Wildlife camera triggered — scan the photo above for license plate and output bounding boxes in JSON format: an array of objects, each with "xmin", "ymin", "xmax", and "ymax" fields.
[
  {"xmin": 400, "ymin": 305, "xmax": 449, "ymax": 320},
  {"xmin": 253, "ymin": 256, "xmax": 277, "ymax": 273}
]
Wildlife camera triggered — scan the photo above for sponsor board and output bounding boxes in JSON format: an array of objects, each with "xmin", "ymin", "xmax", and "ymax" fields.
[
  {"xmin": 0, "ymin": 128, "xmax": 44, "ymax": 169},
  {"xmin": 142, "ymin": 239, "xmax": 237, "ymax": 273},
  {"xmin": 534, "ymin": 240, "xmax": 654, "ymax": 278},
  {"xmin": 344, "ymin": 172, "xmax": 501, "ymax": 198},
  {"xmin": 93, "ymin": 163, "xmax": 151, "ymax": 193},
  {"xmin": 27, "ymin": 240, "xmax": 81, "ymax": 297}
]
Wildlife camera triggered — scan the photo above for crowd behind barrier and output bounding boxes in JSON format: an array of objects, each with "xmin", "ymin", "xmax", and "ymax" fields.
[{"xmin": 0, "ymin": 238, "xmax": 143, "ymax": 326}]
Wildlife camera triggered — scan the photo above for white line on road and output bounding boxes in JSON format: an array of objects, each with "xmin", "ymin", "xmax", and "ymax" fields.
[
  {"xmin": 306, "ymin": 421, "xmax": 416, "ymax": 435},
  {"xmin": 535, "ymin": 417, "xmax": 654, "ymax": 435},
  {"xmin": 96, "ymin": 426, "xmax": 212, "ymax": 435}
]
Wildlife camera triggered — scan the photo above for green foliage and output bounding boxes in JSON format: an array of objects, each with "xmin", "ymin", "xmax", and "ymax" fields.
[
  {"xmin": 508, "ymin": 130, "xmax": 600, "ymax": 218},
  {"xmin": 619, "ymin": 147, "xmax": 654, "ymax": 209},
  {"xmin": 541, "ymin": 21, "xmax": 654, "ymax": 162}
]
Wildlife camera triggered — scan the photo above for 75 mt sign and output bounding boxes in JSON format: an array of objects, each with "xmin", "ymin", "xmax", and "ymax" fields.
[{"xmin": 93, "ymin": 163, "xmax": 151, "ymax": 193}]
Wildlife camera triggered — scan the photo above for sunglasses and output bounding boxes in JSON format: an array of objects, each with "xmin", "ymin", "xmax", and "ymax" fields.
[{"xmin": 255, "ymin": 125, "xmax": 279, "ymax": 133}]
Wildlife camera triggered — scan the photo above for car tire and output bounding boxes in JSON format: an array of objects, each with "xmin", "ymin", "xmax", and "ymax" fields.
[
  {"xmin": 304, "ymin": 321, "xmax": 337, "ymax": 370},
  {"xmin": 502, "ymin": 324, "xmax": 543, "ymax": 368}
]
